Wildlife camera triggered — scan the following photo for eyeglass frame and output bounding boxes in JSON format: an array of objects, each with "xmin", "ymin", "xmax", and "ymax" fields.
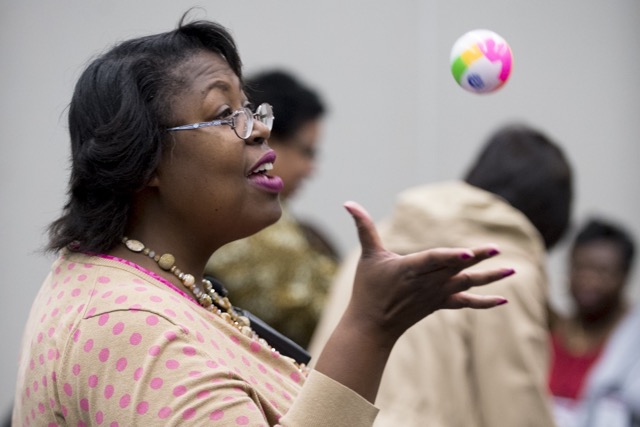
[{"xmin": 166, "ymin": 103, "xmax": 274, "ymax": 140}]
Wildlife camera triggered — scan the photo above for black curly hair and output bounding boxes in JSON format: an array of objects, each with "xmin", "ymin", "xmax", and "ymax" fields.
[{"xmin": 48, "ymin": 15, "xmax": 242, "ymax": 254}]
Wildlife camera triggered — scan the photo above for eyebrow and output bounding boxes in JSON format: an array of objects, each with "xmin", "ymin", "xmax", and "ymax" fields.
[
  {"xmin": 201, "ymin": 79, "xmax": 248, "ymax": 105},
  {"xmin": 202, "ymin": 79, "xmax": 231, "ymax": 96}
]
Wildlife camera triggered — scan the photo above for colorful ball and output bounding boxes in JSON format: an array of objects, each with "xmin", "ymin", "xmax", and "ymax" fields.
[{"xmin": 450, "ymin": 29, "xmax": 513, "ymax": 94}]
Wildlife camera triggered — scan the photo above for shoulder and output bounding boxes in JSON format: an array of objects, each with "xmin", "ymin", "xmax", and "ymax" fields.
[{"xmin": 50, "ymin": 252, "xmax": 216, "ymax": 350}]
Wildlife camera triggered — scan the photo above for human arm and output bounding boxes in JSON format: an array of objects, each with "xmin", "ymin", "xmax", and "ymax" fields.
[
  {"xmin": 60, "ymin": 305, "xmax": 376, "ymax": 427},
  {"xmin": 313, "ymin": 201, "xmax": 513, "ymax": 403}
]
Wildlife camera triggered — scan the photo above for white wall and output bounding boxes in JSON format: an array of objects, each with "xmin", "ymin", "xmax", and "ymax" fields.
[{"xmin": 1, "ymin": 0, "xmax": 638, "ymax": 413}]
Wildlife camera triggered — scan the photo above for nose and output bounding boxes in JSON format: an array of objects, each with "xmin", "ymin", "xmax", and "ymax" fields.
[{"xmin": 245, "ymin": 119, "xmax": 271, "ymax": 146}]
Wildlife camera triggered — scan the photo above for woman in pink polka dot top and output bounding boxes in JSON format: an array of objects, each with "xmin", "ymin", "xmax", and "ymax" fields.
[{"xmin": 13, "ymin": 12, "xmax": 515, "ymax": 427}]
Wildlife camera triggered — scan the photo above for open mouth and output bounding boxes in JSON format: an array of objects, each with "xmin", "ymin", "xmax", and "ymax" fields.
[
  {"xmin": 247, "ymin": 159, "xmax": 283, "ymax": 193},
  {"xmin": 248, "ymin": 162, "xmax": 274, "ymax": 176}
]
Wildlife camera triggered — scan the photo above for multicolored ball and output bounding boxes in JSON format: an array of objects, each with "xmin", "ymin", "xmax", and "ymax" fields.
[{"xmin": 450, "ymin": 29, "xmax": 513, "ymax": 94}]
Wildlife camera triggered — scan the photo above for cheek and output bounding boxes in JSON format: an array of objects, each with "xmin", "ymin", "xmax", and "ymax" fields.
[
  {"xmin": 300, "ymin": 157, "xmax": 316, "ymax": 176},
  {"xmin": 272, "ymin": 152, "xmax": 295, "ymax": 178},
  {"xmin": 160, "ymin": 143, "xmax": 245, "ymax": 210},
  {"xmin": 199, "ymin": 154, "xmax": 247, "ymax": 205},
  {"xmin": 288, "ymin": 154, "xmax": 313, "ymax": 176},
  {"xmin": 288, "ymin": 161, "xmax": 312, "ymax": 186}
]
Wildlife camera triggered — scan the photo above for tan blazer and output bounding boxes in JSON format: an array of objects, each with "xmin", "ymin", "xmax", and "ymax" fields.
[{"xmin": 310, "ymin": 181, "xmax": 557, "ymax": 427}]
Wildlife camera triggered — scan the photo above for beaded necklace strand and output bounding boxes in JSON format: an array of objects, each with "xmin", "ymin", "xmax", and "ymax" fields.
[{"xmin": 121, "ymin": 237, "xmax": 305, "ymax": 371}]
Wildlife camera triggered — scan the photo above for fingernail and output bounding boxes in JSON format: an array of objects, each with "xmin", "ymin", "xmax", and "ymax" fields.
[
  {"xmin": 488, "ymin": 248, "xmax": 500, "ymax": 256},
  {"xmin": 460, "ymin": 252, "xmax": 473, "ymax": 260},
  {"xmin": 497, "ymin": 298, "xmax": 509, "ymax": 306},
  {"xmin": 343, "ymin": 203, "xmax": 355, "ymax": 215},
  {"xmin": 502, "ymin": 268, "xmax": 515, "ymax": 277}
]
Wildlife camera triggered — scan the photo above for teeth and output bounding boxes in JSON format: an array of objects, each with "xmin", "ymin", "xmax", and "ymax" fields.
[{"xmin": 252, "ymin": 162, "xmax": 273, "ymax": 174}]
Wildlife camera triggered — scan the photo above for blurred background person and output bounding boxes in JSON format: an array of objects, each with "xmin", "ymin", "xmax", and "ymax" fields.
[
  {"xmin": 549, "ymin": 218, "xmax": 636, "ymax": 426},
  {"xmin": 205, "ymin": 69, "xmax": 339, "ymax": 349},
  {"xmin": 310, "ymin": 123, "xmax": 574, "ymax": 427}
]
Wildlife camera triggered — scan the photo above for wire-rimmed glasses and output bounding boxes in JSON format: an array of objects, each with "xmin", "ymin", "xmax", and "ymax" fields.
[{"xmin": 167, "ymin": 103, "xmax": 274, "ymax": 140}]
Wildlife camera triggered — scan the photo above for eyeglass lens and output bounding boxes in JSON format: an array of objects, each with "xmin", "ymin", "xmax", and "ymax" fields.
[
  {"xmin": 233, "ymin": 110, "xmax": 251, "ymax": 140},
  {"xmin": 236, "ymin": 104, "xmax": 273, "ymax": 140},
  {"xmin": 255, "ymin": 104, "xmax": 274, "ymax": 131}
]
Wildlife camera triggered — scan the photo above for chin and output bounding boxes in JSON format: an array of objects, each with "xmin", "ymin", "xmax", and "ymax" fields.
[
  {"xmin": 242, "ymin": 200, "xmax": 283, "ymax": 238},
  {"xmin": 262, "ymin": 203, "xmax": 283, "ymax": 227}
]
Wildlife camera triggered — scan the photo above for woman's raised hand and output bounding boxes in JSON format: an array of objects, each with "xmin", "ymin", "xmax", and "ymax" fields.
[
  {"xmin": 342, "ymin": 201, "xmax": 513, "ymax": 346},
  {"xmin": 313, "ymin": 201, "xmax": 514, "ymax": 403}
]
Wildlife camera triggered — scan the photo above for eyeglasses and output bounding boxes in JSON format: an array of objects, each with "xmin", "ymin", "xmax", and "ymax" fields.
[{"xmin": 167, "ymin": 103, "xmax": 274, "ymax": 140}]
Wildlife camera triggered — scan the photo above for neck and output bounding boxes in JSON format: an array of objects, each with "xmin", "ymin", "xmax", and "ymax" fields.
[
  {"xmin": 560, "ymin": 302, "xmax": 627, "ymax": 354},
  {"xmin": 109, "ymin": 234, "xmax": 210, "ymax": 298},
  {"xmin": 577, "ymin": 301, "xmax": 627, "ymax": 332},
  {"xmin": 124, "ymin": 190, "xmax": 224, "ymax": 282}
]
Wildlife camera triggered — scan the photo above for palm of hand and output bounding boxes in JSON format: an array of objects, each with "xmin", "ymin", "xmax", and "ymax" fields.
[{"xmin": 344, "ymin": 201, "xmax": 511, "ymax": 345}]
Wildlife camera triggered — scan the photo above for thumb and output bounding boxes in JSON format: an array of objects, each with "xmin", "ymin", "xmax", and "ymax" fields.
[{"xmin": 344, "ymin": 201, "xmax": 385, "ymax": 257}]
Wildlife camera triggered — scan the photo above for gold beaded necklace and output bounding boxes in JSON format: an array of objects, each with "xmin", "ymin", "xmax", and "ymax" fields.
[{"xmin": 121, "ymin": 236, "xmax": 300, "ymax": 367}]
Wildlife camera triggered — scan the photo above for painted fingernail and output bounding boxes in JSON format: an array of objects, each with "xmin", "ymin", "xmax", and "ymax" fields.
[
  {"xmin": 460, "ymin": 252, "xmax": 473, "ymax": 260},
  {"xmin": 502, "ymin": 268, "xmax": 515, "ymax": 277},
  {"xmin": 488, "ymin": 248, "xmax": 500, "ymax": 256},
  {"xmin": 497, "ymin": 298, "xmax": 509, "ymax": 306},
  {"xmin": 343, "ymin": 203, "xmax": 355, "ymax": 214}
]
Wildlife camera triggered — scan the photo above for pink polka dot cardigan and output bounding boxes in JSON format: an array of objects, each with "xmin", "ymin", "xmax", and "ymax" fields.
[{"xmin": 13, "ymin": 251, "xmax": 376, "ymax": 426}]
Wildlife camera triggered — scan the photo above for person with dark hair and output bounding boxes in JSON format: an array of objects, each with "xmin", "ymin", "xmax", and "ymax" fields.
[
  {"xmin": 464, "ymin": 125, "xmax": 572, "ymax": 250},
  {"xmin": 205, "ymin": 69, "xmax": 339, "ymax": 349},
  {"xmin": 549, "ymin": 218, "xmax": 636, "ymax": 426},
  {"xmin": 310, "ymin": 123, "xmax": 574, "ymax": 427},
  {"xmin": 12, "ymin": 15, "xmax": 513, "ymax": 426}
]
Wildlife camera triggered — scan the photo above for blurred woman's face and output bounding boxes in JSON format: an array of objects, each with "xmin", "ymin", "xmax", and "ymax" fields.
[
  {"xmin": 152, "ymin": 50, "xmax": 283, "ymax": 247},
  {"xmin": 569, "ymin": 239, "xmax": 627, "ymax": 318},
  {"xmin": 270, "ymin": 118, "xmax": 323, "ymax": 200}
]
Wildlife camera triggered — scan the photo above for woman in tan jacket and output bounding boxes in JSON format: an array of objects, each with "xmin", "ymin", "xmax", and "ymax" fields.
[{"xmin": 310, "ymin": 124, "xmax": 573, "ymax": 427}]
